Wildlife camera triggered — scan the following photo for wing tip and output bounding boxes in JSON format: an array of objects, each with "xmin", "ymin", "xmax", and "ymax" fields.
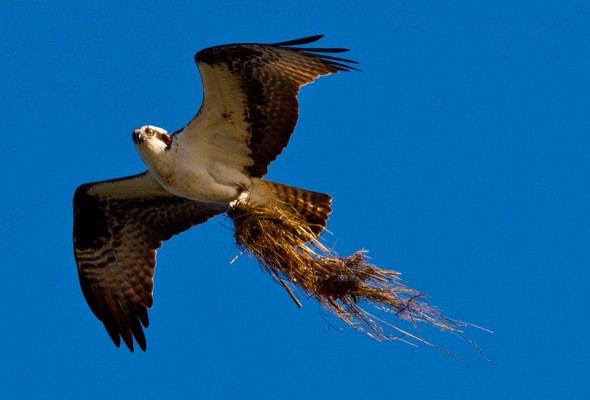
[
  {"xmin": 272, "ymin": 34, "xmax": 360, "ymax": 72},
  {"xmin": 98, "ymin": 295, "xmax": 150, "ymax": 352},
  {"xmin": 271, "ymin": 34, "xmax": 325, "ymax": 47},
  {"xmin": 104, "ymin": 323, "xmax": 148, "ymax": 352},
  {"xmin": 195, "ymin": 35, "xmax": 359, "ymax": 72}
]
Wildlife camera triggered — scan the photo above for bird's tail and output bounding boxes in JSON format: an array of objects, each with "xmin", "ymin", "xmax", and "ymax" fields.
[{"xmin": 248, "ymin": 178, "xmax": 332, "ymax": 236}]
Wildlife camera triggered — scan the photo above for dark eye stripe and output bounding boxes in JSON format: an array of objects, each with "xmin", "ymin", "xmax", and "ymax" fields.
[{"xmin": 156, "ymin": 132, "xmax": 172, "ymax": 146}]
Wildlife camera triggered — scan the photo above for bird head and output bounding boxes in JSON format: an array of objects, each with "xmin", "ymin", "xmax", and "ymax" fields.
[{"xmin": 132, "ymin": 125, "xmax": 171, "ymax": 155}]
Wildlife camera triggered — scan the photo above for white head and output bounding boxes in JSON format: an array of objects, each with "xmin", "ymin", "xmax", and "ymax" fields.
[{"xmin": 132, "ymin": 125, "xmax": 171, "ymax": 158}]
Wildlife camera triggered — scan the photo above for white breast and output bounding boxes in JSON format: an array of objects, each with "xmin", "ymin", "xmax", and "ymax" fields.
[{"xmin": 146, "ymin": 140, "xmax": 251, "ymax": 203}]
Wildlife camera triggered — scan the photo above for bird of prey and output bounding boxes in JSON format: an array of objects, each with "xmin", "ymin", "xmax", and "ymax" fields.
[{"xmin": 73, "ymin": 35, "xmax": 357, "ymax": 351}]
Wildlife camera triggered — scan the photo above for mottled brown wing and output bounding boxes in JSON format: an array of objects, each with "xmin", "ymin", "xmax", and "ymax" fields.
[
  {"xmin": 73, "ymin": 172, "xmax": 225, "ymax": 351},
  {"xmin": 176, "ymin": 35, "xmax": 358, "ymax": 178}
]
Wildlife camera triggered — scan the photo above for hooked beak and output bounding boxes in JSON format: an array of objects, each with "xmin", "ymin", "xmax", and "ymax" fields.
[{"xmin": 132, "ymin": 129, "xmax": 145, "ymax": 144}]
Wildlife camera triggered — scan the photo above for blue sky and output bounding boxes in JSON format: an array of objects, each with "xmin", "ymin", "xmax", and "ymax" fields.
[{"xmin": 1, "ymin": 1, "xmax": 589, "ymax": 398}]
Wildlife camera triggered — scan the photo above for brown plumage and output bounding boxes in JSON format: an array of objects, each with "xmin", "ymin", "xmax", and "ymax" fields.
[
  {"xmin": 248, "ymin": 179, "xmax": 332, "ymax": 236},
  {"xmin": 181, "ymin": 34, "xmax": 358, "ymax": 177},
  {"xmin": 74, "ymin": 173, "xmax": 225, "ymax": 351}
]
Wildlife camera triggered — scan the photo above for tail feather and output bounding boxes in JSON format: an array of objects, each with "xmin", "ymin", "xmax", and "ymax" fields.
[{"xmin": 249, "ymin": 178, "xmax": 332, "ymax": 236}]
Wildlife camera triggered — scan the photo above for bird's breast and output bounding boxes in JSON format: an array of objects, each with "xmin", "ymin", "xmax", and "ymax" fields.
[{"xmin": 155, "ymin": 162, "xmax": 249, "ymax": 204}]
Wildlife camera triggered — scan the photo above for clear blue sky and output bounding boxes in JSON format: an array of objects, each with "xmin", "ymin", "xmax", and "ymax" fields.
[{"xmin": 1, "ymin": 1, "xmax": 589, "ymax": 398}]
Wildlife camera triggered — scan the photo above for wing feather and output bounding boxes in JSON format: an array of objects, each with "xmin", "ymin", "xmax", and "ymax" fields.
[
  {"xmin": 176, "ymin": 35, "xmax": 358, "ymax": 178},
  {"xmin": 73, "ymin": 172, "xmax": 225, "ymax": 351}
]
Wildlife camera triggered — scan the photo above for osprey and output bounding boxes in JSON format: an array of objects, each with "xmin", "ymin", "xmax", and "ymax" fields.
[{"xmin": 73, "ymin": 35, "xmax": 357, "ymax": 351}]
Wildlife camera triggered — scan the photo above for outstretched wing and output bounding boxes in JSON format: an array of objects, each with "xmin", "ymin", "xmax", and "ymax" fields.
[
  {"xmin": 73, "ymin": 172, "xmax": 225, "ymax": 351},
  {"xmin": 175, "ymin": 34, "xmax": 358, "ymax": 178}
]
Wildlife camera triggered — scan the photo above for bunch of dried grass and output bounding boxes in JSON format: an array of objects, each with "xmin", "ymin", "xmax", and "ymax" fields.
[{"xmin": 228, "ymin": 201, "xmax": 485, "ymax": 356}]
